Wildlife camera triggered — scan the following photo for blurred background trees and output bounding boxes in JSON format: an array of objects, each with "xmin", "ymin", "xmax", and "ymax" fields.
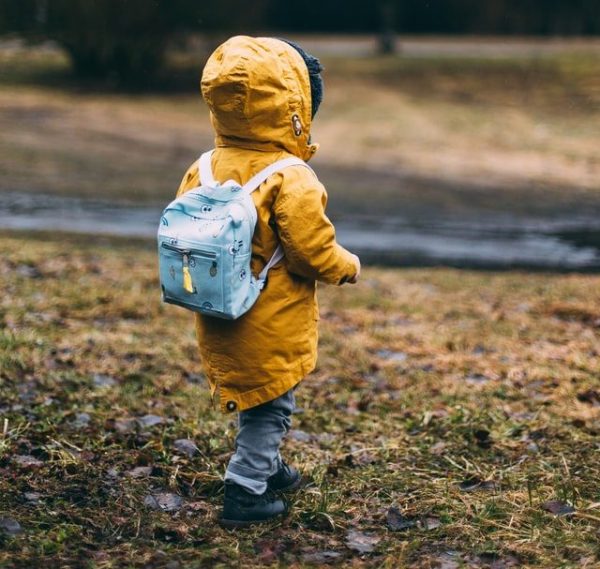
[{"xmin": 0, "ymin": 0, "xmax": 598, "ymax": 86}]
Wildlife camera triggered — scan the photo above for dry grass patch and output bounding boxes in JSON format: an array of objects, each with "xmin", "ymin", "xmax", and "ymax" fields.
[
  {"xmin": 0, "ymin": 232, "xmax": 599, "ymax": 567},
  {"xmin": 1, "ymin": 43, "xmax": 599, "ymax": 210}
]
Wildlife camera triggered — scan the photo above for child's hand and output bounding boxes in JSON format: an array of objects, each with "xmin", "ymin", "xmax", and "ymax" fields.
[{"xmin": 348, "ymin": 254, "xmax": 361, "ymax": 284}]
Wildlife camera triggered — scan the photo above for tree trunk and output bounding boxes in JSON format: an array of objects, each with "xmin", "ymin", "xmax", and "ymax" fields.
[{"xmin": 378, "ymin": 0, "xmax": 397, "ymax": 55}]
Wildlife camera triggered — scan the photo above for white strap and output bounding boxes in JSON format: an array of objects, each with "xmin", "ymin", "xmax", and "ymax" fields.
[
  {"xmin": 242, "ymin": 157, "xmax": 311, "ymax": 194},
  {"xmin": 245, "ymin": 157, "xmax": 311, "ymax": 285},
  {"xmin": 257, "ymin": 244, "xmax": 285, "ymax": 287},
  {"xmin": 198, "ymin": 150, "xmax": 216, "ymax": 186}
]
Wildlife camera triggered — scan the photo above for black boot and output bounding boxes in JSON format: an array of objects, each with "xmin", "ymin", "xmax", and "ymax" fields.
[
  {"xmin": 220, "ymin": 482, "xmax": 287, "ymax": 529},
  {"xmin": 267, "ymin": 461, "xmax": 303, "ymax": 493}
]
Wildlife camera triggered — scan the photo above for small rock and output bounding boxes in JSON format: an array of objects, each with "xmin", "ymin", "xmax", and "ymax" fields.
[
  {"xmin": 0, "ymin": 517, "xmax": 22, "ymax": 536},
  {"xmin": 173, "ymin": 439, "xmax": 199, "ymax": 457},
  {"xmin": 137, "ymin": 414, "xmax": 165, "ymax": 429},
  {"xmin": 92, "ymin": 374, "xmax": 117, "ymax": 388},
  {"xmin": 106, "ymin": 467, "xmax": 120, "ymax": 478},
  {"xmin": 144, "ymin": 492, "xmax": 184, "ymax": 512}
]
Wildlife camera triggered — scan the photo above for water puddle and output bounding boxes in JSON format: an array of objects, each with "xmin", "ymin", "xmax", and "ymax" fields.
[{"xmin": 2, "ymin": 192, "xmax": 600, "ymax": 271}]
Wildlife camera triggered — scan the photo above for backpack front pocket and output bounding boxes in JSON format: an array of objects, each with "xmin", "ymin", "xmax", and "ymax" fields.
[{"xmin": 160, "ymin": 243, "xmax": 224, "ymax": 313}]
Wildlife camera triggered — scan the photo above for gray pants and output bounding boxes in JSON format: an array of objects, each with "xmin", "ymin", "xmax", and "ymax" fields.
[{"xmin": 224, "ymin": 388, "xmax": 295, "ymax": 495}]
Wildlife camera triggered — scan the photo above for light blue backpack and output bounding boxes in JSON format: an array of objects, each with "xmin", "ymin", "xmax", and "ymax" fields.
[{"xmin": 158, "ymin": 150, "xmax": 310, "ymax": 319}]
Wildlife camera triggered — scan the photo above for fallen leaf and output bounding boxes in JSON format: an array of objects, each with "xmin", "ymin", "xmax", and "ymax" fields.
[
  {"xmin": 432, "ymin": 551, "xmax": 462, "ymax": 569},
  {"xmin": 288, "ymin": 429, "xmax": 312, "ymax": 442},
  {"xmin": 23, "ymin": 492, "xmax": 41, "ymax": 503},
  {"xmin": 465, "ymin": 373, "xmax": 491, "ymax": 384},
  {"xmin": 183, "ymin": 372, "xmax": 205, "ymax": 385},
  {"xmin": 137, "ymin": 414, "xmax": 165, "ymax": 428},
  {"xmin": 542, "ymin": 500, "xmax": 575, "ymax": 516},
  {"xmin": 186, "ymin": 501, "xmax": 210, "ymax": 513},
  {"xmin": 173, "ymin": 438, "xmax": 199, "ymax": 457},
  {"xmin": 345, "ymin": 529, "xmax": 380, "ymax": 554},
  {"xmin": 458, "ymin": 477, "xmax": 496, "ymax": 492},
  {"xmin": 16, "ymin": 264, "xmax": 42, "ymax": 278},
  {"xmin": 386, "ymin": 507, "xmax": 417, "ymax": 531},
  {"xmin": 254, "ymin": 539, "xmax": 287, "ymax": 564},
  {"xmin": 113, "ymin": 418, "xmax": 137, "ymax": 434},
  {"xmin": 92, "ymin": 374, "xmax": 117, "ymax": 388},
  {"xmin": 345, "ymin": 449, "xmax": 376, "ymax": 467},
  {"xmin": 144, "ymin": 492, "xmax": 184, "ymax": 512},
  {"xmin": 490, "ymin": 554, "xmax": 521, "ymax": 568},
  {"xmin": 475, "ymin": 552, "xmax": 521, "ymax": 568},
  {"xmin": 430, "ymin": 441, "xmax": 447, "ymax": 455},
  {"xmin": 126, "ymin": 466, "xmax": 153, "ymax": 478},
  {"xmin": 72, "ymin": 412, "xmax": 91, "ymax": 427},
  {"xmin": 13, "ymin": 455, "xmax": 43, "ymax": 468},
  {"xmin": 301, "ymin": 550, "xmax": 342, "ymax": 564},
  {"xmin": 418, "ymin": 516, "xmax": 441, "ymax": 530},
  {"xmin": 376, "ymin": 350, "xmax": 408, "ymax": 362}
]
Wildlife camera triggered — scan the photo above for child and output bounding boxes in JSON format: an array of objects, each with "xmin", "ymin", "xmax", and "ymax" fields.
[{"xmin": 176, "ymin": 36, "xmax": 361, "ymax": 528}]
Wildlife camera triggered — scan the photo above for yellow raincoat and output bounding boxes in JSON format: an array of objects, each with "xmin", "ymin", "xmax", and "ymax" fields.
[{"xmin": 177, "ymin": 36, "xmax": 359, "ymax": 412}]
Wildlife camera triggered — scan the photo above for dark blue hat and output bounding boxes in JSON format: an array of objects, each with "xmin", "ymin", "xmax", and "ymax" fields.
[{"xmin": 280, "ymin": 39, "xmax": 324, "ymax": 119}]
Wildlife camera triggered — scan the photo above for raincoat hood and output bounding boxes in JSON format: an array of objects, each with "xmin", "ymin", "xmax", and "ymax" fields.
[{"xmin": 201, "ymin": 36, "xmax": 319, "ymax": 162}]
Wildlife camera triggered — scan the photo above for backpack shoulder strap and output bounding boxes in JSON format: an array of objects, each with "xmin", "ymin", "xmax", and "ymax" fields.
[
  {"xmin": 244, "ymin": 156, "xmax": 313, "ymax": 287},
  {"xmin": 199, "ymin": 149, "xmax": 312, "ymax": 191},
  {"xmin": 198, "ymin": 150, "xmax": 216, "ymax": 186},
  {"xmin": 242, "ymin": 156, "xmax": 312, "ymax": 194}
]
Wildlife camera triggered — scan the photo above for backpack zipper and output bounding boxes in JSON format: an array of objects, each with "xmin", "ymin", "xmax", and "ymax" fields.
[{"xmin": 161, "ymin": 242, "xmax": 217, "ymax": 259}]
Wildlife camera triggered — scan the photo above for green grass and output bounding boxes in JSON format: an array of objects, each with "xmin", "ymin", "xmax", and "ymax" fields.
[{"xmin": 1, "ymin": 232, "xmax": 599, "ymax": 567}]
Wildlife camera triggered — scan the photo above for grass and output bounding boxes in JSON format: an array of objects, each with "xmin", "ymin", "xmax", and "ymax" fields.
[
  {"xmin": 0, "ymin": 40, "xmax": 599, "ymax": 217},
  {"xmin": 1, "ymin": 232, "xmax": 599, "ymax": 568}
]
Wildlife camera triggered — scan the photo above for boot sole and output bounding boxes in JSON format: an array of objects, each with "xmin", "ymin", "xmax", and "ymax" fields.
[{"xmin": 219, "ymin": 511, "xmax": 286, "ymax": 529}]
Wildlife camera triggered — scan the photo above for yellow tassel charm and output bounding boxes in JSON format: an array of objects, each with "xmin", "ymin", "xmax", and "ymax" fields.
[{"xmin": 182, "ymin": 255, "xmax": 194, "ymax": 293}]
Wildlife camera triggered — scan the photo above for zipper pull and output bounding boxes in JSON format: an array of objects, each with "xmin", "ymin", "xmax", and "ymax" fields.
[{"xmin": 182, "ymin": 254, "xmax": 194, "ymax": 293}]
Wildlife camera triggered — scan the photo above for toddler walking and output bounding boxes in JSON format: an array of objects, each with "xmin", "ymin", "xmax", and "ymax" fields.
[{"xmin": 176, "ymin": 36, "xmax": 360, "ymax": 527}]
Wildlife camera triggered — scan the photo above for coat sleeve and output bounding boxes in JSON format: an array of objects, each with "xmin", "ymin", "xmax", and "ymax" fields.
[{"xmin": 273, "ymin": 165, "xmax": 359, "ymax": 285}]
